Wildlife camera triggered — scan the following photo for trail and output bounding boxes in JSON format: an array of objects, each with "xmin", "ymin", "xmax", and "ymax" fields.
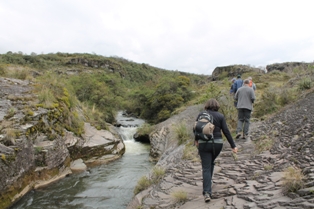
[{"xmin": 129, "ymin": 91, "xmax": 314, "ymax": 208}]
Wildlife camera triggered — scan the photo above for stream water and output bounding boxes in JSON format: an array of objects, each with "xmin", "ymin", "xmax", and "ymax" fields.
[{"xmin": 11, "ymin": 112, "xmax": 154, "ymax": 209}]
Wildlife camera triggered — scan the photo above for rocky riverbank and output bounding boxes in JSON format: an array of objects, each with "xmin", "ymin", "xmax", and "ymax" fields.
[
  {"xmin": 0, "ymin": 77, "xmax": 125, "ymax": 209},
  {"xmin": 128, "ymin": 89, "xmax": 314, "ymax": 209}
]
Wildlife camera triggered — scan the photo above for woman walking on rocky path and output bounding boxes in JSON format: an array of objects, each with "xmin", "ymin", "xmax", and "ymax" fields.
[{"xmin": 194, "ymin": 98, "xmax": 238, "ymax": 203}]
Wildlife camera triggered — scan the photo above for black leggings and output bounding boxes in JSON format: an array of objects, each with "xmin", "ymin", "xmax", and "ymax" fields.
[{"xmin": 198, "ymin": 142, "xmax": 223, "ymax": 195}]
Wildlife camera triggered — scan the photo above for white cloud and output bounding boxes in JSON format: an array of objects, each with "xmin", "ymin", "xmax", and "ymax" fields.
[{"xmin": 0, "ymin": 0, "xmax": 313, "ymax": 75}]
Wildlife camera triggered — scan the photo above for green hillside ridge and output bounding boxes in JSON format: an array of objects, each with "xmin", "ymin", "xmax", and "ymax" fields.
[
  {"xmin": 0, "ymin": 52, "xmax": 211, "ymax": 126},
  {"xmin": 0, "ymin": 52, "xmax": 314, "ymax": 209},
  {"xmin": 1, "ymin": 52, "xmax": 313, "ymax": 130}
]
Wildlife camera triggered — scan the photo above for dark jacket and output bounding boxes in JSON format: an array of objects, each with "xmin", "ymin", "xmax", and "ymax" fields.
[
  {"xmin": 195, "ymin": 110, "xmax": 236, "ymax": 148},
  {"xmin": 232, "ymin": 78, "xmax": 243, "ymax": 93}
]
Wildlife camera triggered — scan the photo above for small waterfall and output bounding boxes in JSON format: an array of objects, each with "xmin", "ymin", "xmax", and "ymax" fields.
[{"xmin": 10, "ymin": 111, "xmax": 154, "ymax": 209}]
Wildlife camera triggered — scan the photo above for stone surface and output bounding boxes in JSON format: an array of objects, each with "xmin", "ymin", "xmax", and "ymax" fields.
[
  {"xmin": 128, "ymin": 90, "xmax": 314, "ymax": 209},
  {"xmin": 70, "ymin": 158, "xmax": 87, "ymax": 172}
]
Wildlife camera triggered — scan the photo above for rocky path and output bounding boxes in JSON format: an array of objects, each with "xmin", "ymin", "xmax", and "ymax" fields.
[{"xmin": 128, "ymin": 90, "xmax": 314, "ymax": 209}]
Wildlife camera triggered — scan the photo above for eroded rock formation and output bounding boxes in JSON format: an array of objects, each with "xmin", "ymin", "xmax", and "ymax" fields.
[
  {"xmin": 211, "ymin": 65, "xmax": 263, "ymax": 81},
  {"xmin": 0, "ymin": 77, "xmax": 125, "ymax": 209},
  {"xmin": 266, "ymin": 62, "xmax": 313, "ymax": 73}
]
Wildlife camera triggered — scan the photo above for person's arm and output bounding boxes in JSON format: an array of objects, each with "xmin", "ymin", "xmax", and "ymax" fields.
[
  {"xmin": 234, "ymin": 89, "xmax": 238, "ymax": 101},
  {"xmin": 233, "ymin": 82, "xmax": 237, "ymax": 93},
  {"xmin": 193, "ymin": 114, "xmax": 200, "ymax": 146},
  {"xmin": 251, "ymin": 88, "xmax": 256, "ymax": 103},
  {"xmin": 220, "ymin": 116, "xmax": 236, "ymax": 149}
]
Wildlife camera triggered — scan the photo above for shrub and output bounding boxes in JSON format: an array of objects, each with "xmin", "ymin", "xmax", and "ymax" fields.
[
  {"xmin": 175, "ymin": 122, "xmax": 190, "ymax": 145},
  {"xmin": 298, "ymin": 78, "xmax": 312, "ymax": 90},
  {"xmin": 34, "ymin": 146, "xmax": 43, "ymax": 154},
  {"xmin": 254, "ymin": 88, "xmax": 278, "ymax": 118},
  {"xmin": 137, "ymin": 123, "xmax": 153, "ymax": 136},
  {"xmin": 5, "ymin": 107, "xmax": 16, "ymax": 119},
  {"xmin": 264, "ymin": 164, "xmax": 274, "ymax": 171},
  {"xmin": 37, "ymin": 87, "xmax": 57, "ymax": 109},
  {"xmin": 170, "ymin": 190, "xmax": 188, "ymax": 203},
  {"xmin": 133, "ymin": 176, "xmax": 151, "ymax": 195},
  {"xmin": 1, "ymin": 154, "xmax": 6, "ymax": 161},
  {"xmin": 277, "ymin": 89, "xmax": 297, "ymax": 106},
  {"xmin": 198, "ymin": 82, "xmax": 222, "ymax": 104},
  {"xmin": 151, "ymin": 166, "xmax": 166, "ymax": 184},
  {"xmin": 254, "ymin": 135, "xmax": 274, "ymax": 154},
  {"xmin": 183, "ymin": 142, "xmax": 199, "ymax": 162},
  {"xmin": 0, "ymin": 65, "xmax": 5, "ymax": 76},
  {"xmin": 282, "ymin": 166, "xmax": 305, "ymax": 194}
]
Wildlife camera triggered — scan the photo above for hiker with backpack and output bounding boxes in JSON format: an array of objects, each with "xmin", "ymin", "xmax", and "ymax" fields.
[
  {"xmin": 232, "ymin": 74, "xmax": 243, "ymax": 106},
  {"xmin": 194, "ymin": 98, "xmax": 238, "ymax": 203},
  {"xmin": 234, "ymin": 79, "xmax": 256, "ymax": 139}
]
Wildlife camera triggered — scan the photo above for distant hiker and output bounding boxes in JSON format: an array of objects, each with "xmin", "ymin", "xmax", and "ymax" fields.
[
  {"xmin": 230, "ymin": 78, "xmax": 236, "ymax": 95},
  {"xmin": 247, "ymin": 76, "xmax": 256, "ymax": 91},
  {"xmin": 234, "ymin": 79, "xmax": 255, "ymax": 139},
  {"xmin": 194, "ymin": 98, "xmax": 238, "ymax": 203},
  {"xmin": 232, "ymin": 74, "xmax": 243, "ymax": 106}
]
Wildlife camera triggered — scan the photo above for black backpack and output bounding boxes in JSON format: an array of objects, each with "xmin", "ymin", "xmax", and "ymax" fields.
[{"xmin": 193, "ymin": 111, "xmax": 215, "ymax": 141}]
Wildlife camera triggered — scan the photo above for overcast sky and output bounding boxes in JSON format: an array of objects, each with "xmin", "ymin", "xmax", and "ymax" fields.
[{"xmin": 0, "ymin": 0, "xmax": 313, "ymax": 75}]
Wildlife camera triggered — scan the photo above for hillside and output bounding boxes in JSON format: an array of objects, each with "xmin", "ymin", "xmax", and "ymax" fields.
[
  {"xmin": 0, "ymin": 52, "xmax": 211, "ymax": 124},
  {"xmin": 0, "ymin": 52, "xmax": 313, "ymax": 209},
  {"xmin": 128, "ymin": 89, "xmax": 314, "ymax": 209},
  {"xmin": 127, "ymin": 63, "xmax": 314, "ymax": 208}
]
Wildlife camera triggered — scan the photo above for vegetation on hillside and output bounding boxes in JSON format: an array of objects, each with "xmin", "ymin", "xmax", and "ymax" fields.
[
  {"xmin": 2, "ymin": 52, "xmax": 314, "ymax": 201},
  {"xmin": 1, "ymin": 52, "xmax": 313, "ymax": 135},
  {"xmin": 0, "ymin": 52, "xmax": 209, "ymax": 128}
]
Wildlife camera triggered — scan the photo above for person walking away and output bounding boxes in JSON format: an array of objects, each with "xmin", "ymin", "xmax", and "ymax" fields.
[
  {"xmin": 194, "ymin": 99, "xmax": 238, "ymax": 203},
  {"xmin": 230, "ymin": 78, "xmax": 236, "ymax": 95},
  {"xmin": 234, "ymin": 79, "xmax": 255, "ymax": 139},
  {"xmin": 232, "ymin": 75, "xmax": 243, "ymax": 107},
  {"xmin": 247, "ymin": 76, "xmax": 256, "ymax": 91},
  {"xmin": 247, "ymin": 76, "xmax": 256, "ymax": 114}
]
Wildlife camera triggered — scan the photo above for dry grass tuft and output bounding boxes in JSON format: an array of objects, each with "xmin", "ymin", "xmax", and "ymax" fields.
[
  {"xmin": 282, "ymin": 166, "xmax": 305, "ymax": 194},
  {"xmin": 170, "ymin": 190, "xmax": 188, "ymax": 203}
]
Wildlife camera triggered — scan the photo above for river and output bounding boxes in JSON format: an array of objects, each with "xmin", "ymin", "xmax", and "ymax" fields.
[{"xmin": 10, "ymin": 112, "xmax": 154, "ymax": 209}]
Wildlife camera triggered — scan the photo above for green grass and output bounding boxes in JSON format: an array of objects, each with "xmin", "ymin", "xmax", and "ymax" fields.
[
  {"xmin": 133, "ymin": 166, "xmax": 166, "ymax": 195},
  {"xmin": 183, "ymin": 142, "xmax": 199, "ymax": 162},
  {"xmin": 175, "ymin": 122, "xmax": 190, "ymax": 145},
  {"xmin": 254, "ymin": 135, "xmax": 275, "ymax": 154},
  {"xmin": 151, "ymin": 166, "xmax": 166, "ymax": 184},
  {"xmin": 133, "ymin": 176, "xmax": 151, "ymax": 195}
]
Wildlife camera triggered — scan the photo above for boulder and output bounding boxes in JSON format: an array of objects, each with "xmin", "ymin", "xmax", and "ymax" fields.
[
  {"xmin": 266, "ymin": 62, "xmax": 312, "ymax": 73},
  {"xmin": 211, "ymin": 64, "xmax": 262, "ymax": 80}
]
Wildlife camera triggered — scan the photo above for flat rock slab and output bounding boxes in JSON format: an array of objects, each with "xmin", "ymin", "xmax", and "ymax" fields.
[{"xmin": 82, "ymin": 123, "xmax": 115, "ymax": 147}]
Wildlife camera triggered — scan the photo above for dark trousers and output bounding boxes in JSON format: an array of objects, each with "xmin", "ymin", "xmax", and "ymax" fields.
[
  {"xmin": 198, "ymin": 142, "xmax": 223, "ymax": 195},
  {"xmin": 236, "ymin": 108, "xmax": 252, "ymax": 135}
]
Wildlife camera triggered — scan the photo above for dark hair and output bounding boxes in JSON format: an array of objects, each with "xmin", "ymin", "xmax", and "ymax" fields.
[{"xmin": 204, "ymin": 98, "xmax": 220, "ymax": 111}]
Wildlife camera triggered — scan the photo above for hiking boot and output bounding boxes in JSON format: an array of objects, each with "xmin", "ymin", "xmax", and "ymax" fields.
[
  {"xmin": 242, "ymin": 134, "xmax": 249, "ymax": 139},
  {"xmin": 204, "ymin": 192, "xmax": 211, "ymax": 203},
  {"xmin": 235, "ymin": 133, "xmax": 242, "ymax": 139}
]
